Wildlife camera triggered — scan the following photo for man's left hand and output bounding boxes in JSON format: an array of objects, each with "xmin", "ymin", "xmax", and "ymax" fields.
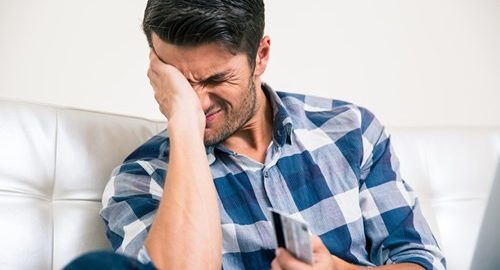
[{"xmin": 271, "ymin": 235, "xmax": 356, "ymax": 270}]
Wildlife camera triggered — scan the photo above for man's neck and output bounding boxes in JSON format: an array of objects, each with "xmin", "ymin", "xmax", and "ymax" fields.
[{"xmin": 222, "ymin": 81, "xmax": 274, "ymax": 164}]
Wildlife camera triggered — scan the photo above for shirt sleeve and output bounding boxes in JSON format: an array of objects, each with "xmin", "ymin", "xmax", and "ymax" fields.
[
  {"xmin": 100, "ymin": 159, "xmax": 164, "ymax": 264},
  {"xmin": 357, "ymin": 107, "xmax": 447, "ymax": 270}
]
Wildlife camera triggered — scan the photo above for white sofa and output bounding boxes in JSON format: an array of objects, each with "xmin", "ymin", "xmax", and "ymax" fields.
[{"xmin": 0, "ymin": 100, "xmax": 498, "ymax": 270}]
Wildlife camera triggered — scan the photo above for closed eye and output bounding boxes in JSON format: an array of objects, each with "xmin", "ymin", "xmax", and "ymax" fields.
[
  {"xmin": 200, "ymin": 71, "xmax": 235, "ymax": 86},
  {"xmin": 203, "ymin": 78, "xmax": 224, "ymax": 85}
]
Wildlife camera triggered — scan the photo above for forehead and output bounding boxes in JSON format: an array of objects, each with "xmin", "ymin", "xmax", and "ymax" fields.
[{"xmin": 151, "ymin": 33, "xmax": 248, "ymax": 77}]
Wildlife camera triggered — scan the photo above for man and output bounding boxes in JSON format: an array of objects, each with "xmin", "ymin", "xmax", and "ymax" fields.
[{"xmin": 98, "ymin": 0, "xmax": 446, "ymax": 269}]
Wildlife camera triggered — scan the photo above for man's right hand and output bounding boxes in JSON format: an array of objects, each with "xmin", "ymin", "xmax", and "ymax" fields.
[{"xmin": 147, "ymin": 49, "xmax": 206, "ymax": 135}]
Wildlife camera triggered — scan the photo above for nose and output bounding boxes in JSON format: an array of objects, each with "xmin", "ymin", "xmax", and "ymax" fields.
[{"xmin": 193, "ymin": 85, "xmax": 212, "ymax": 113}]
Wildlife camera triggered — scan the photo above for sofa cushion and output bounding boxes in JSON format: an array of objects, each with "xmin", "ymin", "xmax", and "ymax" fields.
[
  {"xmin": 1, "ymin": 100, "xmax": 499, "ymax": 269},
  {"xmin": 0, "ymin": 100, "xmax": 163, "ymax": 269}
]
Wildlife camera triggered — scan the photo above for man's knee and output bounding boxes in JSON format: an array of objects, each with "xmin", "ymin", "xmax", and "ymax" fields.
[{"xmin": 63, "ymin": 251, "xmax": 155, "ymax": 270}]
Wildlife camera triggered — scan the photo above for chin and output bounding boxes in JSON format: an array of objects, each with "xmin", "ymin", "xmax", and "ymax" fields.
[
  {"xmin": 203, "ymin": 131, "xmax": 219, "ymax": 146},
  {"xmin": 203, "ymin": 127, "xmax": 231, "ymax": 146}
]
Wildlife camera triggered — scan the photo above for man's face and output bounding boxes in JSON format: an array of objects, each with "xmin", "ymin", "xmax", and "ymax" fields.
[{"xmin": 151, "ymin": 34, "xmax": 258, "ymax": 146}]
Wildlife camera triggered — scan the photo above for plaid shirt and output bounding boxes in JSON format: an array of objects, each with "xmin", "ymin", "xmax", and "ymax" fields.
[{"xmin": 101, "ymin": 83, "xmax": 446, "ymax": 270}]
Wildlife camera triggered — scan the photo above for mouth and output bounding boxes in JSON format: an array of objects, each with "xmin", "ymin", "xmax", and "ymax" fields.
[{"xmin": 205, "ymin": 109, "xmax": 222, "ymax": 123}]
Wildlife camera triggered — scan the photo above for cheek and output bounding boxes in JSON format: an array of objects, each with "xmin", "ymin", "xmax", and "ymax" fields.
[{"xmin": 211, "ymin": 84, "xmax": 246, "ymax": 110}]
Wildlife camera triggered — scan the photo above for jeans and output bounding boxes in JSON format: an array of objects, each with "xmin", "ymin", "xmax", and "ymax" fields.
[{"xmin": 63, "ymin": 251, "xmax": 157, "ymax": 270}]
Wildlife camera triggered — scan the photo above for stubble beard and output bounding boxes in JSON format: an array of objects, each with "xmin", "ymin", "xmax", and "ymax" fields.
[{"xmin": 203, "ymin": 79, "xmax": 257, "ymax": 146}]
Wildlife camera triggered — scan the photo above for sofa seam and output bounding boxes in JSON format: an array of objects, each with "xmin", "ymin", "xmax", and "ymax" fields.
[{"xmin": 50, "ymin": 108, "xmax": 59, "ymax": 270}]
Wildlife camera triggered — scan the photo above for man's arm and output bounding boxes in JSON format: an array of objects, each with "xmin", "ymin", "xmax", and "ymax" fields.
[
  {"xmin": 143, "ymin": 50, "xmax": 222, "ymax": 269},
  {"xmin": 271, "ymin": 107, "xmax": 445, "ymax": 270},
  {"xmin": 357, "ymin": 107, "xmax": 445, "ymax": 269},
  {"xmin": 271, "ymin": 235, "xmax": 424, "ymax": 270},
  {"xmin": 144, "ymin": 119, "xmax": 221, "ymax": 269}
]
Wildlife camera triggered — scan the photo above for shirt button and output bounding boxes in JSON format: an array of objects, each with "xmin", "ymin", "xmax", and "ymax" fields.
[{"xmin": 264, "ymin": 171, "xmax": 269, "ymax": 178}]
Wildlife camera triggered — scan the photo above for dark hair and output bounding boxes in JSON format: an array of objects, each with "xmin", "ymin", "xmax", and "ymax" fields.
[{"xmin": 142, "ymin": 0, "xmax": 265, "ymax": 68}]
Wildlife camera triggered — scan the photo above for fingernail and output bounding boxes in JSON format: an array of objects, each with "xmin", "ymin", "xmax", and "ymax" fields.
[{"xmin": 275, "ymin": 248, "xmax": 281, "ymax": 256}]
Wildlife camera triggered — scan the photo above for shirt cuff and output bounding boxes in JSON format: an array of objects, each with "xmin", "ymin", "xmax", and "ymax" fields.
[{"xmin": 137, "ymin": 244, "xmax": 152, "ymax": 265}]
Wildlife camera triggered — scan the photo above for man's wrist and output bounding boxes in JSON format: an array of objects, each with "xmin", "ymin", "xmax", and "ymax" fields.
[{"xmin": 168, "ymin": 118, "xmax": 204, "ymax": 140}]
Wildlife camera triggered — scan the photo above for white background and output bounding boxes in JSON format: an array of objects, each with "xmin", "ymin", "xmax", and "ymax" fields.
[{"xmin": 1, "ymin": 0, "xmax": 499, "ymax": 127}]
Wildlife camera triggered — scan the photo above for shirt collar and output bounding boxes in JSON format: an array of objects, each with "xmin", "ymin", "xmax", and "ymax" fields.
[
  {"xmin": 261, "ymin": 82, "xmax": 293, "ymax": 147},
  {"xmin": 206, "ymin": 82, "xmax": 293, "ymax": 164}
]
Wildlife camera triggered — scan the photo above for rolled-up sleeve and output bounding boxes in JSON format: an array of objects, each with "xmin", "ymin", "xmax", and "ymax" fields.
[
  {"xmin": 100, "ymin": 159, "xmax": 164, "ymax": 264},
  {"xmin": 358, "ymin": 108, "xmax": 446, "ymax": 270}
]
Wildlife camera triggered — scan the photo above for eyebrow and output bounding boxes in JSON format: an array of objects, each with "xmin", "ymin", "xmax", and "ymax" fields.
[{"xmin": 190, "ymin": 70, "xmax": 234, "ymax": 85}]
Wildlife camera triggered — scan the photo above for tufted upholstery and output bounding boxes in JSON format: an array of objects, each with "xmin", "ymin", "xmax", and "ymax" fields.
[
  {"xmin": 0, "ymin": 100, "xmax": 499, "ymax": 269},
  {"xmin": 0, "ymin": 100, "xmax": 163, "ymax": 269}
]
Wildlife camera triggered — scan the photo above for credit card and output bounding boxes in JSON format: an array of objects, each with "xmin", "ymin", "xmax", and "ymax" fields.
[{"xmin": 269, "ymin": 208, "xmax": 313, "ymax": 265}]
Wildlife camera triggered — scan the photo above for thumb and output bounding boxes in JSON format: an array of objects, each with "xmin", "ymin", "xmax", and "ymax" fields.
[{"xmin": 275, "ymin": 248, "xmax": 312, "ymax": 270}]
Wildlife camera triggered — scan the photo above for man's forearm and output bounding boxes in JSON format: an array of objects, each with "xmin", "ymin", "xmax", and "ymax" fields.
[{"xmin": 145, "ymin": 120, "xmax": 222, "ymax": 269}]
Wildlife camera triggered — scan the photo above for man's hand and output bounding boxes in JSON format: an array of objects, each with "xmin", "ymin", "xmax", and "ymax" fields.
[
  {"xmin": 271, "ymin": 235, "xmax": 424, "ymax": 270},
  {"xmin": 271, "ymin": 235, "xmax": 357, "ymax": 270},
  {"xmin": 147, "ymin": 49, "xmax": 205, "ymax": 134}
]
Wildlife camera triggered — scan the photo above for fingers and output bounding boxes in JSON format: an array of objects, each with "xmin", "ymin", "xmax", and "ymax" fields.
[
  {"xmin": 271, "ymin": 257, "xmax": 282, "ymax": 270},
  {"xmin": 145, "ymin": 49, "xmax": 201, "ymax": 122},
  {"xmin": 271, "ymin": 236, "xmax": 330, "ymax": 270},
  {"xmin": 149, "ymin": 49, "xmax": 158, "ymax": 61},
  {"xmin": 148, "ymin": 49, "xmax": 164, "ymax": 79},
  {"xmin": 148, "ymin": 52, "xmax": 160, "ymax": 76},
  {"xmin": 273, "ymin": 248, "xmax": 312, "ymax": 270},
  {"xmin": 147, "ymin": 49, "xmax": 167, "ymax": 90},
  {"xmin": 147, "ymin": 67, "xmax": 159, "ymax": 92}
]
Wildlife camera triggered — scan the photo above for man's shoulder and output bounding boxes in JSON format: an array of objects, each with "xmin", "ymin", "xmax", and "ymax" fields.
[
  {"xmin": 122, "ymin": 129, "xmax": 170, "ymax": 164},
  {"xmin": 276, "ymin": 91, "xmax": 377, "ymax": 133},
  {"xmin": 277, "ymin": 91, "xmax": 352, "ymax": 111}
]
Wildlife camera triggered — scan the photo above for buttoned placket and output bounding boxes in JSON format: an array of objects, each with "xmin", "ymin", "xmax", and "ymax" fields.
[{"xmin": 262, "ymin": 141, "xmax": 295, "ymax": 213}]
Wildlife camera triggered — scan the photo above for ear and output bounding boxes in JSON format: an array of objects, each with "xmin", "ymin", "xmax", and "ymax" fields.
[{"xmin": 253, "ymin": 36, "xmax": 271, "ymax": 78}]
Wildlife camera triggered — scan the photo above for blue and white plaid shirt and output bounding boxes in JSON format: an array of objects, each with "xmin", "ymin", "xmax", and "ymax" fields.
[{"xmin": 101, "ymin": 83, "xmax": 446, "ymax": 270}]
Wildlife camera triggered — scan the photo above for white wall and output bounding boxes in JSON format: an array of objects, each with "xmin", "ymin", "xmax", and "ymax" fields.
[{"xmin": 1, "ymin": 0, "xmax": 499, "ymax": 127}]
